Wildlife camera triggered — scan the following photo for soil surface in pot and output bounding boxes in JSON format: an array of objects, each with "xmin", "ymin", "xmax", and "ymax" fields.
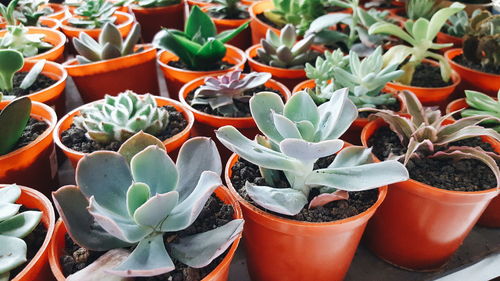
[
  {"xmin": 61, "ymin": 195, "xmax": 235, "ymax": 281},
  {"xmin": 452, "ymin": 54, "xmax": 500, "ymax": 75},
  {"xmin": 230, "ymin": 156, "xmax": 378, "ymax": 222},
  {"xmin": 208, "ymin": 8, "xmax": 249, "ymax": 20},
  {"xmin": 61, "ymin": 106, "xmax": 187, "ymax": 153},
  {"xmin": 186, "ymin": 85, "xmax": 281, "ymax": 117},
  {"xmin": 368, "ymin": 127, "xmax": 498, "ymax": 191},
  {"xmin": 2, "ymin": 72, "xmax": 57, "ymax": 97},
  {"xmin": 408, "ymin": 63, "xmax": 453, "ymax": 88},
  {"xmin": 4, "ymin": 117, "xmax": 49, "ymax": 155},
  {"xmin": 167, "ymin": 60, "xmax": 235, "ymax": 72}
]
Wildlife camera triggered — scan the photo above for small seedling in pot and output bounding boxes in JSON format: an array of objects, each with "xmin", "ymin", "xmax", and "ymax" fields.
[
  {"xmin": 192, "ymin": 70, "xmax": 272, "ymax": 117},
  {"xmin": 73, "ymin": 22, "xmax": 141, "ymax": 64},
  {"xmin": 263, "ymin": 0, "xmax": 325, "ymax": 34},
  {"xmin": 405, "ymin": 0, "xmax": 439, "ymax": 21},
  {"xmin": 53, "ymin": 132, "xmax": 244, "ymax": 277},
  {"xmin": 0, "ymin": 184, "xmax": 43, "ymax": 280},
  {"xmin": 15, "ymin": 0, "xmax": 54, "ymax": 26},
  {"xmin": 216, "ymin": 88, "xmax": 409, "ymax": 216},
  {"xmin": 461, "ymin": 90, "xmax": 500, "ymax": 132},
  {"xmin": 69, "ymin": 0, "xmax": 117, "ymax": 29},
  {"xmin": 0, "ymin": 49, "xmax": 47, "ymax": 97}
]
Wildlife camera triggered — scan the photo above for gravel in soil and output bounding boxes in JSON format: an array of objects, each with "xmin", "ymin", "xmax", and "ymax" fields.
[
  {"xmin": 167, "ymin": 60, "xmax": 235, "ymax": 72},
  {"xmin": 186, "ymin": 85, "xmax": 281, "ymax": 117},
  {"xmin": 368, "ymin": 127, "xmax": 498, "ymax": 191},
  {"xmin": 230, "ymin": 156, "xmax": 378, "ymax": 223},
  {"xmin": 409, "ymin": 62, "xmax": 453, "ymax": 88},
  {"xmin": 1, "ymin": 72, "xmax": 57, "ymax": 97},
  {"xmin": 61, "ymin": 106, "xmax": 187, "ymax": 153},
  {"xmin": 62, "ymin": 195, "xmax": 235, "ymax": 281},
  {"xmin": 5, "ymin": 117, "xmax": 49, "ymax": 155},
  {"xmin": 452, "ymin": 54, "xmax": 500, "ymax": 75}
]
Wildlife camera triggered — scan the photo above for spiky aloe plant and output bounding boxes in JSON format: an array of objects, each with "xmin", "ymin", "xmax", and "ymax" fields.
[
  {"xmin": 69, "ymin": 0, "xmax": 117, "ymax": 29},
  {"xmin": 216, "ymin": 89, "xmax": 409, "ymax": 216},
  {"xmin": 0, "ymin": 185, "xmax": 42, "ymax": 281},
  {"xmin": 73, "ymin": 91, "xmax": 169, "ymax": 145},
  {"xmin": 192, "ymin": 70, "xmax": 272, "ymax": 117},
  {"xmin": 461, "ymin": 90, "xmax": 500, "ymax": 132},
  {"xmin": 258, "ymin": 24, "xmax": 318, "ymax": 69},
  {"xmin": 73, "ymin": 23, "xmax": 141, "ymax": 64},
  {"xmin": 53, "ymin": 132, "xmax": 244, "ymax": 277}
]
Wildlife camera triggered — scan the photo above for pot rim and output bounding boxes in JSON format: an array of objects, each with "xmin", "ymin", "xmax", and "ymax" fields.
[
  {"xmin": 60, "ymin": 11, "xmax": 133, "ymax": 33},
  {"xmin": 245, "ymin": 44, "xmax": 307, "ymax": 74},
  {"xmin": 130, "ymin": 0, "xmax": 185, "ymax": 11},
  {"xmin": 42, "ymin": 3, "xmax": 69, "ymax": 19},
  {"xmin": 445, "ymin": 48, "xmax": 500, "ymax": 78},
  {"xmin": 23, "ymin": 59, "xmax": 68, "ymax": 100},
  {"xmin": 248, "ymin": 1, "xmax": 280, "ymax": 34}
]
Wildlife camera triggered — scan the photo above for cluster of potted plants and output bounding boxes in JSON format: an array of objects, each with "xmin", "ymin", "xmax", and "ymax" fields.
[{"xmin": 0, "ymin": 0, "xmax": 499, "ymax": 280}]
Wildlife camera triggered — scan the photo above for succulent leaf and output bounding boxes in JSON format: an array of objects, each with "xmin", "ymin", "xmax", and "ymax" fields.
[
  {"xmin": 133, "ymin": 192, "xmax": 179, "ymax": 228},
  {"xmin": 0, "ymin": 235, "xmax": 27, "ymax": 275},
  {"xmin": 131, "ymin": 146, "xmax": 178, "ymax": 195},
  {"xmin": 0, "ymin": 96, "xmax": 31, "ymax": 156},
  {"xmin": 246, "ymin": 182, "xmax": 308, "ymax": 215}
]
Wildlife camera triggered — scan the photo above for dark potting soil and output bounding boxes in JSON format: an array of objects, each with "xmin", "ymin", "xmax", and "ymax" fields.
[
  {"xmin": 167, "ymin": 60, "xmax": 235, "ymax": 72},
  {"xmin": 186, "ymin": 85, "xmax": 281, "ymax": 117},
  {"xmin": 368, "ymin": 127, "xmax": 498, "ymax": 191},
  {"xmin": 1, "ymin": 72, "xmax": 57, "ymax": 97},
  {"xmin": 60, "ymin": 106, "xmax": 187, "ymax": 153},
  {"xmin": 208, "ymin": 9, "xmax": 249, "ymax": 20},
  {"xmin": 6, "ymin": 117, "xmax": 49, "ymax": 154},
  {"xmin": 409, "ymin": 63, "xmax": 453, "ymax": 88},
  {"xmin": 256, "ymin": 13, "xmax": 282, "ymax": 29},
  {"xmin": 230, "ymin": 156, "xmax": 378, "ymax": 223},
  {"xmin": 357, "ymin": 98, "xmax": 401, "ymax": 118},
  {"xmin": 452, "ymin": 54, "xmax": 500, "ymax": 75},
  {"xmin": 61, "ymin": 195, "xmax": 234, "ymax": 280}
]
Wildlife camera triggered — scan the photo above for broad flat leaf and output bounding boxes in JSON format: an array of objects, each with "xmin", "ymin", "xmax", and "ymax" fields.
[
  {"xmin": 315, "ymin": 88, "xmax": 358, "ymax": 141},
  {"xmin": 308, "ymin": 190, "xmax": 349, "ymax": 209},
  {"xmin": 0, "ymin": 185, "xmax": 21, "ymax": 204},
  {"xmin": 0, "ymin": 211, "xmax": 41, "ymax": 238},
  {"xmin": 170, "ymin": 219, "xmax": 243, "ymax": 268},
  {"xmin": 126, "ymin": 183, "xmax": 150, "ymax": 218},
  {"xmin": 19, "ymin": 59, "xmax": 45, "ymax": 89},
  {"xmin": 0, "ymin": 203, "xmax": 20, "ymax": 221},
  {"xmin": 0, "ymin": 97, "xmax": 31, "ymax": 155},
  {"xmin": 426, "ymin": 3, "xmax": 465, "ymax": 40},
  {"xmin": 153, "ymin": 29, "xmax": 201, "ymax": 68},
  {"xmin": 245, "ymin": 182, "xmax": 308, "ymax": 216},
  {"xmin": 272, "ymin": 113, "xmax": 301, "ymax": 139},
  {"xmin": 185, "ymin": 6, "xmax": 216, "ymax": 40},
  {"xmin": 99, "ymin": 23, "xmax": 122, "ymax": 51},
  {"xmin": 67, "ymin": 249, "xmax": 131, "ymax": 281},
  {"xmin": 131, "ymin": 146, "xmax": 178, "ymax": 195},
  {"xmin": 118, "ymin": 132, "xmax": 166, "ymax": 164},
  {"xmin": 280, "ymin": 139, "xmax": 344, "ymax": 162},
  {"xmin": 0, "ymin": 49, "xmax": 23, "ymax": 91},
  {"xmin": 307, "ymin": 13, "xmax": 351, "ymax": 34},
  {"xmin": 284, "ymin": 91, "xmax": 319, "ymax": 127},
  {"xmin": 250, "ymin": 92, "xmax": 285, "ymax": 143},
  {"xmin": 368, "ymin": 22, "xmax": 416, "ymax": 45},
  {"xmin": 0, "ymin": 235, "xmax": 26, "ymax": 274},
  {"xmin": 465, "ymin": 90, "xmax": 499, "ymax": 113},
  {"xmin": 133, "ymin": 191, "xmax": 179, "ymax": 228},
  {"xmin": 215, "ymin": 21, "xmax": 250, "ymax": 43},
  {"xmin": 73, "ymin": 38, "xmax": 101, "ymax": 62},
  {"xmin": 329, "ymin": 146, "xmax": 374, "ymax": 168}
]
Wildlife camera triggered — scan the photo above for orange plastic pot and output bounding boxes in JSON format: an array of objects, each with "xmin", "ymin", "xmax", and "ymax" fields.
[
  {"xmin": 54, "ymin": 96, "xmax": 194, "ymax": 168},
  {"xmin": 436, "ymin": 32, "xmax": 463, "ymax": 52},
  {"xmin": 186, "ymin": 0, "xmax": 213, "ymax": 7},
  {"xmin": 42, "ymin": 3, "xmax": 70, "ymax": 20},
  {"xmin": 445, "ymin": 97, "xmax": 468, "ymax": 116},
  {"xmin": 0, "ymin": 27, "xmax": 66, "ymax": 62},
  {"xmin": 60, "ymin": 11, "xmax": 133, "ymax": 40},
  {"xmin": 49, "ymin": 186, "xmax": 242, "ymax": 281},
  {"xmin": 179, "ymin": 73, "xmax": 291, "ymax": 162},
  {"xmin": 63, "ymin": 45, "xmax": 159, "ymax": 103},
  {"xmin": 0, "ymin": 101, "xmax": 58, "ymax": 196},
  {"xmin": 1, "ymin": 185, "xmax": 56, "ymax": 281},
  {"xmin": 241, "ymin": 0, "xmax": 260, "ymax": 6},
  {"xmin": 131, "ymin": 1, "xmax": 185, "ymax": 43},
  {"xmin": 445, "ymin": 48, "xmax": 500, "ymax": 97},
  {"xmin": 21, "ymin": 60, "xmax": 68, "ymax": 117},
  {"xmin": 249, "ymin": 1, "xmax": 280, "ymax": 45},
  {"xmin": 224, "ymin": 153, "xmax": 387, "ymax": 281},
  {"xmin": 361, "ymin": 118, "xmax": 500, "ymax": 270},
  {"xmin": 385, "ymin": 59, "xmax": 461, "ymax": 107},
  {"xmin": 203, "ymin": 7, "xmax": 252, "ymax": 50},
  {"xmin": 158, "ymin": 45, "xmax": 246, "ymax": 100},
  {"xmin": 247, "ymin": 44, "xmax": 308, "ymax": 91}
]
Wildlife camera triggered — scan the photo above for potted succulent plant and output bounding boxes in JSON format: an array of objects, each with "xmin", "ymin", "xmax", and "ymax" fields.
[
  {"xmin": 368, "ymin": 3, "xmax": 464, "ymax": 106},
  {"xmin": 246, "ymin": 24, "xmax": 319, "ymax": 90},
  {"xmin": 41, "ymin": 1, "xmax": 69, "ymax": 20},
  {"xmin": 445, "ymin": 10, "xmax": 500, "ymax": 96},
  {"xmin": 179, "ymin": 70, "xmax": 291, "ymax": 161},
  {"xmin": 294, "ymin": 47, "xmax": 405, "ymax": 144},
  {"xmin": 437, "ymin": 9, "xmax": 473, "ymax": 50},
  {"xmin": 0, "ymin": 184, "xmax": 56, "ymax": 281},
  {"xmin": 0, "ymin": 0, "xmax": 61, "ymax": 30},
  {"xmin": 360, "ymin": 90, "xmax": 500, "ymax": 270},
  {"xmin": 153, "ymin": 6, "xmax": 248, "ymax": 100},
  {"xmin": 438, "ymin": 0, "xmax": 492, "ymax": 15},
  {"xmin": 50, "ymin": 132, "xmax": 244, "ymax": 281},
  {"xmin": 63, "ymin": 22, "xmax": 160, "ymax": 103},
  {"xmin": 54, "ymin": 90, "xmax": 194, "ymax": 168},
  {"xmin": 216, "ymin": 88, "xmax": 409, "ymax": 281}
]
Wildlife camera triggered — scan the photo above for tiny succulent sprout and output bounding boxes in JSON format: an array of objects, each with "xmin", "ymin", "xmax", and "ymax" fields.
[
  {"xmin": 216, "ymin": 89, "xmax": 409, "ymax": 215},
  {"xmin": 462, "ymin": 90, "xmax": 500, "ymax": 132},
  {"xmin": 73, "ymin": 90, "xmax": 169, "ymax": 145},
  {"xmin": 73, "ymin": 22, "xmax": 141, "ymax": 64},
  {"xmin": 463, "ymin": 10, "xmax": 500, "ymax": 70},
  {"xmin": 153, "ymin": 6, "xmax": 249, "ymax": 70},
  {"xmin": 305, "ymin": 49, "xmax": 347, "ymax": 90},
  {"xmin": 69, "ymin": 0, "xmax": 117, "ymax": 29},
  {"xmin": 369, "ymin": 2, "xmax": 465, "ymax": 85},
  {"xmin": 405, "ymin": 0, "xmax": 439, "ymax": 21},
  {"xmin": 0, "ymin": 184, "xmax": 43, "ymax": 280},
  {"xmin": 15, "ymin": 0, "xmax": 53, "ymax": 26},
  {"xmin": 258, "ymin": 24, "xmax": 319, "ymax": 69},
  {"xmin": 52, "ymin": 132, "xmax": 244, "ymax": 277},
  {"xmin": 0, "ymin": 49, "xmax": 47, "ymax": 94},
  {"xmin": 192, "ymin": 70, "xmax": 272, "ymax": 117}
]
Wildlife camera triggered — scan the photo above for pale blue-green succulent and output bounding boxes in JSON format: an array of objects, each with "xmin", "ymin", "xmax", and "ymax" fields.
[
  {"xmin": 53, "ymin": 132, "xmax": 244, "ymax": 277},
  {"xmin": 216, "ymin": 88, "xmax": 409, "ymax": 216},
  {"xmin": 0, "ymin": 185, "xmax": 42, "ymax": 281}
]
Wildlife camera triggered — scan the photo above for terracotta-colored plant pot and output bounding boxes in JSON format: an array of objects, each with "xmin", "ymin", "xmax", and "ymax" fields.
[
  {"xmin": 179, "ymin": 73, "xmax": 291, "ymax": 162},
  {"xmin": 385, "ymin": 59, "xmax": 461, "ymax": 107},
  {"xmin": 246, "ymin": 44, "xmax": 309, "ymax": 91},
  {"xmin": 60, "ymin": 11, "xmax": 134, "ymax": 40},
  {"xmin": 249, "ymin": 1, "xmax": 280, "ymax": 45},
  {"xmin": 0, "ymin": 27, "xmax": 66, "ymax": 62},
  {"xmin": 1, "ymin": 184, "xmax": 56, "ymax": 281},
  {"xmin": 131, "ymin": 1, "xmax": 185, "ymax": 43},
  {"xmin": 54, "ymin": 96, "xmax": 194, "ymax": 168},
  {"xmin": 42, "ymin": 3, "xmax": 70, "ymax": 20},
  {"xmin": 63, "ymin": 45, "xmax": 159, "ymax": 103},
  {"xmin": 186, "ymin": 0, "xmax": 214, "ymax": 7},
  {"xmin": 361, "ymin": 118, "xmax": 500, "ymax": 270},
  {"xmin": 158, "ymin": 45, "xmax": 247, "ymax": 100},
  {"xmin": 49, "ymin": 186, "xmax": 242, "ymax": 281},
  {"xmin": 21, "ymin": 60, "xmax": 68, "ymax": 117},
  {"xmin": 203, "ymin": 7, "xmax": 252, "ymax": 51},
  {"xmin": 436, "ymin": 32, "xmax": 463, "ymax": 52},
  {"xmin": 0, "ymin": 101, "xmax": 58, "ymax": 196},
  {"xmin": 224, "ymin": 153, "xmax": 388, "ymax": 281},
  {"xmin": 445, "ymin": 48, "xmax": 500, "ymax": 97}
]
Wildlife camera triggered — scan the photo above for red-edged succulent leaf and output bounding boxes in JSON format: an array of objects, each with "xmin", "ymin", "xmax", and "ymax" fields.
[{"xmin": 308, "ymin": 190, "xmax": 349, "ymax": 209}]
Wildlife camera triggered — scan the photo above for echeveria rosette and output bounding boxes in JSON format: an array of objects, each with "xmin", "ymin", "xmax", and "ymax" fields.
[
  {"xmin": 461, "ymin": 90, "xmax": 500, "ymax": 132},
  {"xmin": 53, "ymin": 132, "xmax": 244, "ymax": 277},
  {"xmin": 0, "ymin": 25, "xmax": 53, "ymax": 57},
  {"xmin": 69, "ymin": 0, "xmax": 117, "ymax": 29},
  {"xmin": 0, "ymin": 185, "xmax": 43, "ymax": 281},
  {"xmin": 216, "ymin": 89, "xmax": 409, "ymax": 216}
]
